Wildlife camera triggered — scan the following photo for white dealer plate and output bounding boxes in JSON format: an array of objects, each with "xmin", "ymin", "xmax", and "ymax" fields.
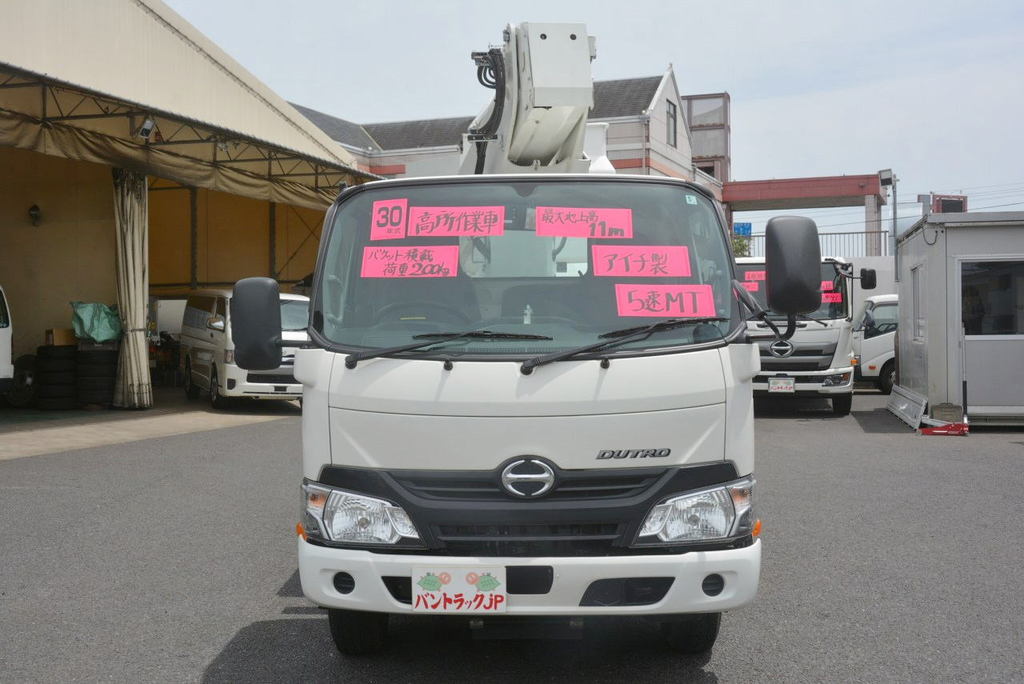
[
  {"xmin": 411, "ymin": 566, "xmax": 507, "ymax": 613},
  {"xmin": 768, "ymin": 377, "xmax": 795, "ymax": 393}
]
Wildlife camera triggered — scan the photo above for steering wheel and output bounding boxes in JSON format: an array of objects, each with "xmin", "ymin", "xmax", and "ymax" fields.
[{"xmin": 373, "ymin": 301, "xmax": 471, "ymax": 325}]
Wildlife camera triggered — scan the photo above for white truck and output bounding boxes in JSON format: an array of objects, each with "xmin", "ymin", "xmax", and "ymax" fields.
[
  {"xmin": 231, "ymin": 23, "xmax": 823, "ymax": 655},
  {"xmin": 734, "ymin": 256, "xmax": 876, "ymax": 415},
  {"xmin": 852, "ymin": 293, "xmax": 898, "ymax": 394}
]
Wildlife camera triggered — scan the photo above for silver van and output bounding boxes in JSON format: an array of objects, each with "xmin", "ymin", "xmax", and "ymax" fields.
[{"xmin": 179, "ymin": 289, "xmax": 309, "ymax": 407}]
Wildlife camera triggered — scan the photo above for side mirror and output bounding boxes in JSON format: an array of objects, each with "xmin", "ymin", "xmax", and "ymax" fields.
[
  {"xmin": 764, "ymin": 216, "xmax": 821, "ymax": 314},
  {"xmin": 231, "ymin": 277, "xmax": 282, "ymax": 370},
  {"xmin": 206, "ymin": 316, "xmax": 225, "ymax": 332},
  {"xmin": 860, "ymin": 268, "xmax": 877, "ymax": 290}
]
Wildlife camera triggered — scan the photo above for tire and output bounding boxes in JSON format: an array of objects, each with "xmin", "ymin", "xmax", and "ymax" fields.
[
  {"xmin": 184, "ymin": 360, "xmax": 199, "ymax": 399},
  {"xmin": 37, "ymin": 370, "xmax": 76, "ymax": 386},
  {"xmin": 209, "ymin": 367, "xmax": 229, "ymax": 409},
  {"xmin": 832, "ymin": 393, "xmax": 853, "ymax": 416},
  {"xmin": 77, "ymin": 363, "xmax": 117, "ymax": 379},
  {"xmin": 877, "ymin": 361, "xmax": 895, "ymax": 395},
  {"xmin": 36, "ymin": 397, "xmax": 78, "ymax": 410},
  {"xmin": 7, "ymin": 355, "xmax": 37, "ymax": 408},
  {"xmin": 36, "ymin": 359, "xmax": 76, "ymax": 373},
  {"xmin": 77, "ymin": 378, "xmax": 115, "ymax": 392},
  {"xmin": 78, "ymin": 392, "xmax": 113, "ymax": 405},
  {"xmin": 36, "ymin": 385, "xmax": 77, "ymax": 399},
  {"xmin": 37, "ymin": 345, "xmax": 77, "ymax": 360},
  {"xmin": 662, "ymin": 613, "xmax": 721, "ymax": 655},
  {"xmin": 77, "ymin": 350, "xmax": 119, "ymax": 365},
  {"xmin": 327, "ymin": 609, "xmax": 388, "ymax": 655}
]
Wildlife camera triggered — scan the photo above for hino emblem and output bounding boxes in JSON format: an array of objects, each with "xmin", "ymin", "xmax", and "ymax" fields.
[
  {"xmin": 769, "ymin": 340, "xmax": 795, "ymax": 358},
  {"xmin": 500, "ymin": 459, "xmax": 556, "ymax": 498}
]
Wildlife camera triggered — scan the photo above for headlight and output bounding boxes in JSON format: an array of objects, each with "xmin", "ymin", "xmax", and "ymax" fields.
[
  {"xmin": 636, "ymin": 477, "xmax": 754, "ymax": 544},
  {"xmin": 302, "ymin": 482, "xmax": 420, "ymax": 545}
]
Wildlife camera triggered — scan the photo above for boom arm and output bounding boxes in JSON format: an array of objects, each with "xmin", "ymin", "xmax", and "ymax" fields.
[{"xmin": 458, "ymin": 23, "xmax": 600, "ymax": 175}]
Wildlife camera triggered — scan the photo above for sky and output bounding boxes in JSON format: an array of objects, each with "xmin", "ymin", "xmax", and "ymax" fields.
[{"xmin": 164, "ymin": 0, "xmax": 1024, "ymax": 233}]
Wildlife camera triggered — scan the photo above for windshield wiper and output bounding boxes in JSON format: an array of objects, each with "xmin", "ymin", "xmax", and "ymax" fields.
[
  {"xmin": 796, "ymin": 313, "xmax": 829, "ymax": 327},
  {"xmin": 520, "ymin": 317, "xmax": 728, "ymax": 375},
  {"xmin": 345, "ymin": 330, "xmax": 553, "ymax": 369}
]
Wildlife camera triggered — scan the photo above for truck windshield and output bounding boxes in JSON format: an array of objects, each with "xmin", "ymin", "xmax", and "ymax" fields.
[
  {"xmin": 315, "ymin": 179, "xmax": 739, "ymax": 358},
  {"xmin": 280, "ymin": 299, "xmax": 310, "ymax": 331},
  {"xmin": 735, "ymin": 262, "xmax": 849, "ymax": 320}
]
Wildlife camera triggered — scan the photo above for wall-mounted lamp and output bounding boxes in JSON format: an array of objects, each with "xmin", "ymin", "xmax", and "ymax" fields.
[
  {"xmin": 135, "ymin": 117, "xmax": 156, "ymax": 141},
  {"xmin": 28, "ymin": 204, "xmax": 41, "ymax": 226}
]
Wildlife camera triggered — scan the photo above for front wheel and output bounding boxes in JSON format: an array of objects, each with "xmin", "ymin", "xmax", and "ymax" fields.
[
  {"xmin": 327, "ymin": 609, "xmax": 388, "ymax": 655},
  {"xmin": 877, "ymin": 361, "xmax": 895, "ymax": 395},
  {"xmin": 832, "ymin": 393, "xmax": 853, "ymax": 416},
  {"xmin": 662, "ymin": 613, "xmax": 721, "ymax": 654},
  {"xmin": 208, "ymin": 367, "xmax": 229, "ymax": 409},
  {"xmin": 183, "ymin": 359, "xmax": 199, "ymax": 399}
]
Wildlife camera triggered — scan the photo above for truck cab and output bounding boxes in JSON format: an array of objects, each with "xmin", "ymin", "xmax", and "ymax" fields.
[
  {"xmin": 735, "ymin": 256, "xmax": 866, "ymax": 415},
  {"xmin": 852, "ymin": 293, "xmax": 898, "ymax": 394},
  {"xmin": 231, "ymin": 174, "xmax": 823, "ymax": 656}
]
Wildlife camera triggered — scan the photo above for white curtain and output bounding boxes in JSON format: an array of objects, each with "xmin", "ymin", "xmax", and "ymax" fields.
[{"xmin": 112, "ymin": 168, "xmax": 153, "ymax": 409}]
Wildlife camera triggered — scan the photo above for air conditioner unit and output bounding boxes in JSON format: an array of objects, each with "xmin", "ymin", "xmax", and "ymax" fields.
[{"xmin": 931, "ymin": 194, "xmax": 967, "ymax": 213}]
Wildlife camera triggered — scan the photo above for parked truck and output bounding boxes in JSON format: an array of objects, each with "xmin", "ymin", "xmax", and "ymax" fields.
[
  {"xmin": 230, "ymin": 23, "xmax": 823, "ymax": 656},
  {"xmin": 852, "ymin": 293, "xmax": 898, "ymax": 394},
  {"xmin": 734, "ymin": 256, "xmax": 876, "ymax": 415}
]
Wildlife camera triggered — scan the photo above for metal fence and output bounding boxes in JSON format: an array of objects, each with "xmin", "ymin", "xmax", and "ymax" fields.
[{"xmin": 739, "ymin": 230, "xmax": 890, "ymax": 258}]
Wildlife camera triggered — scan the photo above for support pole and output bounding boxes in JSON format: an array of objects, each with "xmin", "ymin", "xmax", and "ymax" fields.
[
  {"xmin": 189, "ymin": 187, "xmax": 198, "ymax": 289},
  {"xmin": 268, "ymin": 201, "xmax": 277, "ymax": 277}
]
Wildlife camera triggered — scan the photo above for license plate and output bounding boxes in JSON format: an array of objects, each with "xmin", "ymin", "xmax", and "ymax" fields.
[
  {"xmin": 768, "ymin": 377, "xmax": 795, "ymax": 393},
  {"xmin": 411, "ymin": 566, "xmax": 507, "ymax": 613}
]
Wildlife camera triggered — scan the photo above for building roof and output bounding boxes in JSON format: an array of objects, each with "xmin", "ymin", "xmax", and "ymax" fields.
[
  {"xmin": 590, "ymin": 76, "xmax": 663, "ymax": 118},
  {"xmin": 291, "ymin": 103, "xmax": 381, "ymax": 151},
  {"xmin": 294, "ymin": 75, "xmax": 668, "ymax": 153},
  {"xmin": 0, "ymin": 0, "xmax": 374, "ymax": 207},
  {"xmin": 364, "ymin": 117, "xmax": 476, "ymax": 150}
]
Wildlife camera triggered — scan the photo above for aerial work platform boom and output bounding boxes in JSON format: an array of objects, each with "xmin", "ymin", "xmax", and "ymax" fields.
[{"xmin": 458, "ymin": 23, "xmax": 603, "ymax": 175}]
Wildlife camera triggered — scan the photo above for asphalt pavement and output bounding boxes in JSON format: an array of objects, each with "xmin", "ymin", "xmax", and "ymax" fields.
[{"xmin": 1, "ymin": 391, "xmax": 1022, "ymax": 683}]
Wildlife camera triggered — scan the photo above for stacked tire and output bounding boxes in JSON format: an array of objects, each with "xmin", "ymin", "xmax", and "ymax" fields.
[
  {"xmin": 35, "ymin": 345, "xmax": 78, "ymax": 410},
  {"xmin": 77, "ymin": 349, "xmax": 119, "ymax": 407}
]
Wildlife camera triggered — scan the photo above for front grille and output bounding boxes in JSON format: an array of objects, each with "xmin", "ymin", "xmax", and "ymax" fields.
[
  {"xmin": 435, "ymin": 523, "xmax": 621, "ymax": 557},
  {"xmin": 391, "ymin": 469, "xmax": 664, "ymax": 502},
  {"xmin": 758, "ymin": 341, "xmax": 837, "ymax": 371},
  {"xmin": 246, "ymin": 373, "xmax": 295, "ymax": 384}
]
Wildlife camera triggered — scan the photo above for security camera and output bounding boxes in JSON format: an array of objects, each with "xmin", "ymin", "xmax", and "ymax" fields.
[{"xmin": 136, "ymin": 117, "xmax": 155, "ymax": 140}]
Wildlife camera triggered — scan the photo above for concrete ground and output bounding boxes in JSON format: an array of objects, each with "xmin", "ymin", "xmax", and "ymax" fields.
[
  {"xmin": 0, "ymin": 386, "xmax": 299, "ymax": 461},
  {"xmin": 1, "ymin": 389, "xmax": 1022, "ymax": 682}
]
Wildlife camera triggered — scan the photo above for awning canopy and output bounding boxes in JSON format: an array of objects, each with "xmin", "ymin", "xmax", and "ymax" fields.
[{"xmin": 0, "ymin": 0, "xmax": 377, "ymax": 209}]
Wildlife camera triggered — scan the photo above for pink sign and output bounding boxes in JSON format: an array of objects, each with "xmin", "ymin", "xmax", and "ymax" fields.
[
  {"xmin": 741, "ymin": 281, "xmax": 760, "ymax": 292},
  {"xmin": 407, "ymin": 206, "xmax": 505, "ymax": 237},
  {"xmin": 821, "ymin": 280, "xmax": 835, "ymax": 291},
  {"xmin": 822, "ymin": 292, "xmax": 843, "ymax": 303},
  {"xmin": 744, "ymin": 270, "xmax": 766, "ymax": 281},
  {"xmin": 370, "ymin": 198, "xmax": 408, "ymax": 240},
  {"xmin": 592, "ymin": 245, "xmax": 691, "ymax": 277},
  {"xmin": 536, "ymin": 207, "xmax": 633, "ymax": 239},
  {"xmin": 614, "ymin": 284, "xmax": 716, "ymax": 318},
  {"xmin": 360, "ymin": 245, "xmax": 459, "ymax": 278}
]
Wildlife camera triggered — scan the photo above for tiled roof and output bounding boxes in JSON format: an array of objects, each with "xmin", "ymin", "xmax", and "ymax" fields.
[
  {"xmin": 363, "ymin": 117, "xmax": 476, "ymax": 150},
  {"xmin": 290, "ymin": 103, "xmax": 380, "ymax": 151},
  {"xmin": 294, "ymin": 74, "xmax": 666, "ymax": 152},
  {"xmin": 590, "ymin": 76, "xmax": 663, "ymax": 118}
]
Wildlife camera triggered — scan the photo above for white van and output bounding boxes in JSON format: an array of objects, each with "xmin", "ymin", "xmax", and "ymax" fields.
[
  {"xmin": 179, "ymin": 289, "xmax": 309, "ymax": 407},
  {"xmin": 852, "ymin": 294, "xmax": 898, "ymax": 394},
  {"xmin": 0, "ymin": 285, "xmax": 12, "ymax": 395}
]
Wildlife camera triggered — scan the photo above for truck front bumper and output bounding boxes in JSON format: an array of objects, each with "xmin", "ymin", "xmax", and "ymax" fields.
[
  {"xmin": 753, "ymin": 368, "xmax": 854, "ymax": 397},
  {"xmin": 298, "ymin": 537, "xmax": 761, "ymax": 616}
]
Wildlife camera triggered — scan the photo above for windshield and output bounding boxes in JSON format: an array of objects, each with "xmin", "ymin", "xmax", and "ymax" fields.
[
  {"xmin": 314, "ymin": 179, "xmax": 739, "ymax": 358},
  {"xmin": 280, "ymin": 299, "xmax": 310, "ymax": 331},
  {"xmin": 735, "ymin": 262, "xmax": 849, "ymax": 320}
]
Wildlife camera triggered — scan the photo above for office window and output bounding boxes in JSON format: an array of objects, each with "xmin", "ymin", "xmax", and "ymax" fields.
[
  {"xmin": 962, "ymin": 260, "xmax": 1024, "ymax": 335},
  {"xmin": 666, "ymin": 100, "xmax": 677, "ymax": 148},
  {"xmin": 911, "ymin": 266, "xmax": 925, "ymax": 340}
]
